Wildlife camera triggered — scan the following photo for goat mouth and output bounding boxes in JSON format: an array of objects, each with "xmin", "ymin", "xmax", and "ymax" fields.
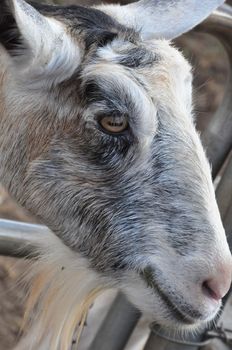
[
  {"xmin": 140, "ymin": 269, "xmax": 204, "ymax": 326},
  {"xmin": 156, "ymin": 286, "xmax": 198, "ymax": 325}
]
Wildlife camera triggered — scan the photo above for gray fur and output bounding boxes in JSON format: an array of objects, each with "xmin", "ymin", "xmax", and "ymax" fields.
[{"xmin": 0, "ymin": 0, "xmax": 231, "ymax": 335}]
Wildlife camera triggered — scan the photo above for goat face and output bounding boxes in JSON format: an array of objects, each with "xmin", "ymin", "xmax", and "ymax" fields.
[{"xmin": 0, "ymin": 0, "xmax": 231, "ymax": 332}]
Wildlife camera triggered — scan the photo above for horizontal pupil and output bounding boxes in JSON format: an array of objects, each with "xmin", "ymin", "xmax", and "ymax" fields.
[{"xmin": 108, "ymin": 121, "xmax": 123, "ymax": 127}]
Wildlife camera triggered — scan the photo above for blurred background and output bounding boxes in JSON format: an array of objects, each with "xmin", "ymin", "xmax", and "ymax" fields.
[{"xmin": 0, "ymin": 0, "xmax": 232, "ymax": 348}]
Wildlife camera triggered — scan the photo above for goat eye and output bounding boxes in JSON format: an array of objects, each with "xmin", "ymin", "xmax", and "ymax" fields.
[{"xmin": 99, "ymin": 115, "xmax": 128, "ymax": 134}]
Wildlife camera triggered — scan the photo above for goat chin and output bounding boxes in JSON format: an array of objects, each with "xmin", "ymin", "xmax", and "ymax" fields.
[{"xmin": 14, "ymin": 231, "xmax": 107, "ymax": 350}]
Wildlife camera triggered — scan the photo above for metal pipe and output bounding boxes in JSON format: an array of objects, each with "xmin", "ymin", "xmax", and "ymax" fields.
[
  {"xmin": 88, "ymin": 292, "xmax": 141, "ymax": 350},
  {"xmin": 215, "ymin": 152, "xmax": 232, "ymax": 254},
  {"xmin": 215, "ymin": 152, "xmax": 232, "ymax": 222},
  {"xmin": 0, "ymin": 219, "xmax": 50, "ymax": 257},
  {"xmin": 198, "ymin": 5, "xmax": 232, "ymax": 177}
]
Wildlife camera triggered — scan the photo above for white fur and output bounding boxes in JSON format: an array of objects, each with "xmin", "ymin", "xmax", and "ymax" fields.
[
  {"xmin": 14, "ymin": 230, "xmax": 109, "ymax": 350},
  {"xmin": 12, "ymin": 0, "xmax": 82, "ymax": 83}
]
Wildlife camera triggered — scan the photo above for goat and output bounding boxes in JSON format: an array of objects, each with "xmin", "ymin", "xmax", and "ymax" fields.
[{"xmin": 0, "ymin": 0, "xmax": 231, "ymax": 348}]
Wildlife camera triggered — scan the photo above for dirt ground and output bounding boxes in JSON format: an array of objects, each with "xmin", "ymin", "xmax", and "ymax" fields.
[{"xmin": 0, "ymin": 3, "xmax": 231, "ymax": 349}]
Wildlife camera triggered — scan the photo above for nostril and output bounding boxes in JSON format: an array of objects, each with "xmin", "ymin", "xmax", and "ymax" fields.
[
  {"xmin": 202, "ymin": 280, "xmax": 221, "ymax": 301},
  {"xmin": 201, "ymin": 258, "xmax": 232, "ymax": 302}
]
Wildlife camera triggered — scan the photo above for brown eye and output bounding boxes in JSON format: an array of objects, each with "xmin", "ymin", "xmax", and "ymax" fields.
[{"xmin": 99, "ymin": 115, "xmax": 128, "ymax": 134}]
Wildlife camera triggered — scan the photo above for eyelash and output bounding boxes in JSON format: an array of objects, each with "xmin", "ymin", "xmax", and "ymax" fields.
[{"xmin": 96, "ymin": 123, "xmax": 133, "ymax": 151}]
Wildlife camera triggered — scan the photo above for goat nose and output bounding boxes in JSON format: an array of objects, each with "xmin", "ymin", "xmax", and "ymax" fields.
[{"xmin": 202, "ymin": 259, "xmax": 232, "ymax": 301}]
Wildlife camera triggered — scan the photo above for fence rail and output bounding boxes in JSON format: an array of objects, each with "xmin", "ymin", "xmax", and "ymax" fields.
[{"xmin": 0, "ymin": 219, "xmax": 49, "ymax": 257}]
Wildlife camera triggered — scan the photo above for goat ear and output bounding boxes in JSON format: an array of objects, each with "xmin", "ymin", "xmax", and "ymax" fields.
[
  {"xmin": 100, "ymin": 0, "xmax": 225, "ymax": 40},
  {"xmin": 0, "ymin": 0, "xmax": 81, "ymax": 81}
]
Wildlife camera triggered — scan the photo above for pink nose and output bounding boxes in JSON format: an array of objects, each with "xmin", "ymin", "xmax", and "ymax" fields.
[{"xmin": 202, "ymin": 259, "xmax": 232, "ymax": 301}]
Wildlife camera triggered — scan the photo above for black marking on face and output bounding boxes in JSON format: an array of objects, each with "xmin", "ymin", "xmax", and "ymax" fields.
[
  {"xmin": 117, "ymin": 47, "xmax": 158, "ymax": 69},
  {"xmin": 81, "ymin": 77, "xmax": 135, "ymax": 117},
  {"xmin": 31, "ymin": 1, "xmax": 136, "ymax": 50}
]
